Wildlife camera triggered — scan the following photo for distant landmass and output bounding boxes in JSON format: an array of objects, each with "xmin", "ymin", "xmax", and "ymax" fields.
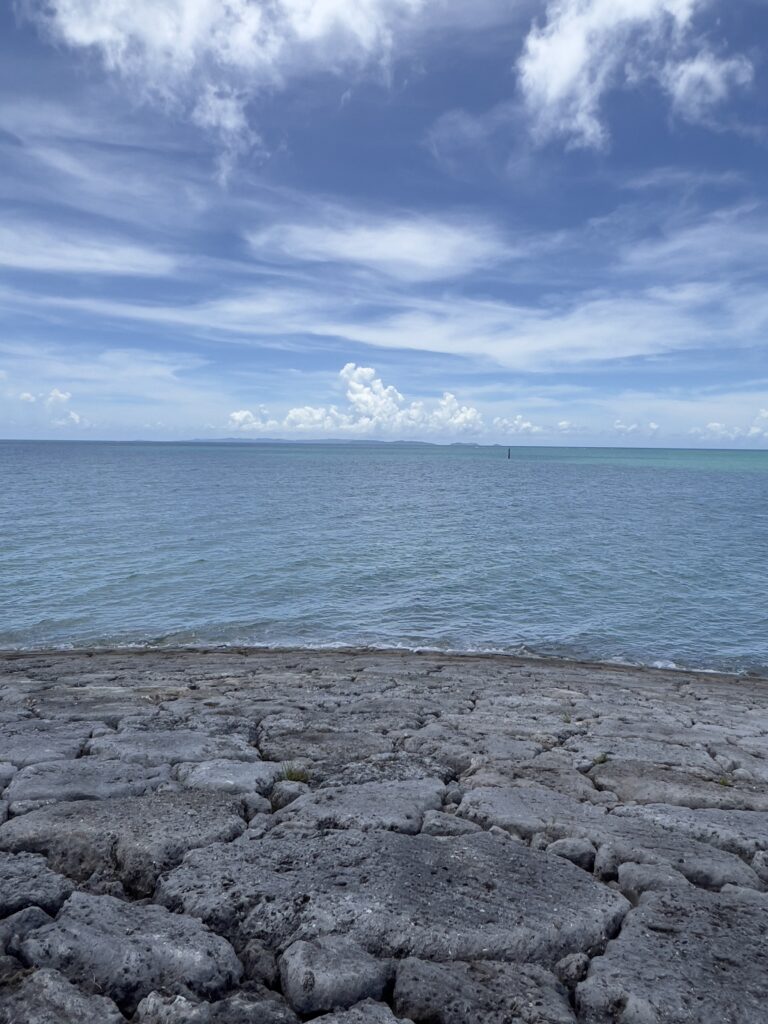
[{"xmin": 188, "ymin": 438, "xmax": 482, "ymax": 447}]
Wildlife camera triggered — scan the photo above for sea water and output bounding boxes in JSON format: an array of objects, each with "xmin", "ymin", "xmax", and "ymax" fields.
[{"xmin": 2, "ymin": 440, "xmax": 767, "ymax": 674}]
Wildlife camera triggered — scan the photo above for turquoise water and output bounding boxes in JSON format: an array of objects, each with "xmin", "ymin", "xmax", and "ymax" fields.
[{"xmin": 2, "ymin": 440, "xmax": 767, "ymax": 674}]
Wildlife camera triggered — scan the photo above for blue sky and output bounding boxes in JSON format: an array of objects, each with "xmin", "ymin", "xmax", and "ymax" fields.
[{"xmin": 1, "ymin": 0, "xmax": 768, "ymax": 445}]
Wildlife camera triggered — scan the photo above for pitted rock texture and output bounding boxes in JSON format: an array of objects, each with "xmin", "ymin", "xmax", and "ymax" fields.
[
  {"xmin": 1, "ymin": 648, "xmax": 767, "ymax": 1023},
  {"xmin": 16, "ymin": 892, "xmax": 242, "ymax": 1012}
]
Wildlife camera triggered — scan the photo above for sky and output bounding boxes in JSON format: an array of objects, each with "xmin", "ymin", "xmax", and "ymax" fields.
[{"xmin": 1, "ymin": 0, "xmax": 768, "ymax": 446}]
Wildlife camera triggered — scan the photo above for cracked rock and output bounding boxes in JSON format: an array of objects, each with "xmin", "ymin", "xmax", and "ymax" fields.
[
  {"xmin": 0, "ymin": 968, "xmax": 125, "ymax": 1024},
  {"xmin": 577, "ymin": 888, "xmax": 768, "ymax": 1023},
  {"xmin": 279, "ymin": 936, "xmax": 391, "ymax": 1014},
  {"xmin": 0, "ymin": 790, "xmax": 246, "ymax": 896},
  {"xmin": 0, "ymin": 851, "xmax": 74, "ymax": 916},
  {"xmin": 17, "ymin": 892, "xmax": 242, "ymax": 1013},
  {"xmin": 4, "ymin": 758, "xmax": 171, "ymax": 813},
  {"xmin": 275, "ymin": 778, "xmax": 445, "ymax": 834},
  {"xmin": 393, "ymin": 958, "xmax": 576, "ymax": 1024}
]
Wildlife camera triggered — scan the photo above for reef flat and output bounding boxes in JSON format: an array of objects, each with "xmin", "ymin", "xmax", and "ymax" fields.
[{"xmin": 1, "ymin": 648, "xmax": 767, "ymax": 1023}]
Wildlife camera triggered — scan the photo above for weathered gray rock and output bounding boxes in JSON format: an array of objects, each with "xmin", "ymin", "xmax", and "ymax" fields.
[
  {"xmin": 279, "ymin": 936, "xmax": 391, "ymax": 1014},
  {"xmin": 157, "ymin": 829, "xmax": 629, "ymax": 964},
  {"xmin": 313, "ymin": 1001, "xmax": 409, "ymax": 1024},
  {"xmin": 392, "ymin": 958, "xmax": 576, "ymax": 1024},
  {"xmin": 0, "ymin": 790, "xmax": 245, "ymax": 895},
  {"xmin": 546, "ymin": 837, "xmax": 596, "ymax": 872},
  {"xmin": 0, "ymin": 803, "xmax": 6, "ymax": 826},
  {"xmin": 555, "ymin": 952, "xmax": 590, "ymax": 989},
  {"xmin": 420, "ymin": 809, "xmax": 482, "ymax": 836},
  {"xmin": 577, "ymin": 888, "xmax": 768, "ymax": 1023},
  {"xmin": 590, "ymin": 759, "xmax": 768, "ymax": 811},
  {"xmin": 135, "ymin": 987, "xmax": 299, "ymax": 1023},
  {"xmin": 0, "ymin": 907, "xmax": 52, "ymax": 954},
  {"xmin": 0, "ymin": 763, "xmax": 16, "ymax": 789},
  {"xmin": 86, "ymin": 727, "xmax": 260, "ymax": 765},
  {"xmin": 271, "ymin": 779, "xmax": 310, "ymax": 809},
  {"xmin": 612, "ymin": 803, "xmax": 768, "ymax": 858},
  {"xmin": 0, "ymin": 851, "xmax": 74, "ymax": 916},
  {"xmin": 0, "ymin": 721, "xmax": 97, "ymax": 767},
  {"xmin": 753, "ymin": 849, "xmax": 768, "ymax": 884},
  {"xmin": 176, "ymin": 758, "xmax": 283, "ymax": 795},
  {"xmin": 458, "ymin": 784, "xmax": 762, "ymax": 890},
  {"xmin": 258, "ymin": 715, "xmax": 393, "ymax": 763},
  {"xmin": 616, "ymin": 862, "xmax": 692, "ymax": 903},
  {"xmin": 5, "ymin": 758, "xmax": 171, "ymax": 813},
  {"xmin": 275, "ymin": 778, "xmax": 445, "ymax": 834},
  {"xmin": 17, "ymin": 892, "xmax": 242, "ymax": 1013},
  {"xmin": 0, "ymin": 968, "xmax": 125, "ymax": 1024}
]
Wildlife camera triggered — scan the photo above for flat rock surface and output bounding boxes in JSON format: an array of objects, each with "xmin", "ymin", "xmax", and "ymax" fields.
[{"xmin": 1, "ymin": 648, "xmax": 767, "ymax": 1022}]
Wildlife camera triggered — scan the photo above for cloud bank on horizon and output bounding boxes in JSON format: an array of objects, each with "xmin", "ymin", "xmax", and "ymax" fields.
[{"xmin": 1, "ymin": 0, "xmax": 767, "ymax": 445}]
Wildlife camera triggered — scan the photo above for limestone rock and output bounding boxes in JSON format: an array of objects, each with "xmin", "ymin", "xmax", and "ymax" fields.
[
  {"xmin": 5, "ymin": 758, "xmax": 171, "ymax": 813},
  {"xmin": 0, "ymin": 790, "xmax": 245, "ymax": 895},
  {"xmin": 616, "ymin": 862, "xmax": 692, "ymax": 903},
  {"xmin": 612, "ymin": 803, "xmax": 768, "ymax": 858},
  {"xmin": 589, "ymin": 759, "xmax": 768, "ymax": 811},
  {"xmin": 279, "ymin": 936, "xmax": 391, "ymax": 1014},
  {"xmin": 313, "ymin": 1001, "xmax": 410, "ymax": 1024},
  {"xmin": 392, "ymin": 957, "xmax": 575, "ymax": 1024},
  {"xmin": 17, "ymin": 892, "xmax": 242, "ymax": 1013},
  {"xmin": 546, "ymin": 837, "xmax": 596, "ymax": 872},
  {"xmin": 275, "ymin": 778, "xmax": 445, "ymax": 834},
  {"xmin": 0, "ymin": 721, "xmax": 97, "ymax": 767},
  {"xmin": 86, "ymin": 727, "xmax": 260, "ymax": 765},
  {"xmin": 176, "ymin": 758, "xmax": 283, "ymax": 795},
  {"xmin": 157, "ymin": 829, "xmax": 629, "ymax": 965},
  {"xmin": 135, "ymin": 987, "xmax": 299, "ymax": 1023},
  {"xmin": 0, "ymin": 968, "xmax": 125, "ymax": 1024},
  {"xmin": 0, "ymin": 907, "xmax": 53, "ymax": 954},
  {"xmin": 420, "ymin": 809, "xmax": 482, "ymax": 836},
  {"xmin": 0, "ymin": 851, "xmax": 74, "ymax": 916},
  {"xmin": 271, "ymin": 779, "xmax": 310, "ymax": 809},
  {"xmin": 576, "ymin": 888, "xmax": 768, "ymax": 1023}
]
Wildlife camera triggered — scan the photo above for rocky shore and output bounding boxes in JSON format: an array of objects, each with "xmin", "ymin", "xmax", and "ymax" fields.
[{"xmin": 1, "ymin": 648, "xmax": 767, "ymax": 1023}]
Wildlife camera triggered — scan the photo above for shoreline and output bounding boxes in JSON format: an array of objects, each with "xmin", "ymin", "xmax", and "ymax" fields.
[
  {"xmin": 1, "ymin": 647, "xmax": 767, "ymax": 1021},
  {"xmin": 1, "ymin": 642, "xmax": 766, "ymax": 687}
]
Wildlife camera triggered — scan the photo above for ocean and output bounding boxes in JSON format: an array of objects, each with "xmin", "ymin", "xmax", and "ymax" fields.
[{"xmin": 2, "ymin": 440, "xmax": 767, "ymax": 674}]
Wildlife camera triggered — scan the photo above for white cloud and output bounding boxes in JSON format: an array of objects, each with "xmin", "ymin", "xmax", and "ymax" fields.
[
  {"xmin": 19, "ymin": 391, "xmax": 36, "ymax": 402},
  {"xmin": 661, "ymin": 51, "xmax": 753, "ymax": 124},
  {"xmin": 23, "ymin": 0, "xmax": 428, "ymax": 162},
  {"xmin": 248, "ymin": 214, "xmax": 508, "ymax": 281},
  {"xmin": 228, "ymin": 362, "xmax": 484, "ymax": 437},
  {"xmin": 53, "ymin": 409, "xmax": 85, "ymax": 427},
  {"xmin": 517, "ymin": 0, "xmax": 750, "ymax": 148},
  {"xmin": 492, "ymin": 413, "xmax": 542, "ymax": 434},
  {"xmin": 45, "ymin": 387, "xmax": 71, "ymax": 406},
  {"xmin": 614, "ymin": 418, "xmax": 639, "ymax": 434},
  {"xmin": 691, "ymin": 409, "xmax": 768, "ymax": 442},
  {"xmin": 0, "ymin": 223, "xmax": 174, "ymax": 277}
]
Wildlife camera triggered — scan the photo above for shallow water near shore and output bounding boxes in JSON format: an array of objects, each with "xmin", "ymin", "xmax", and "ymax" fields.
[{"xmin": 2, "ymin": 439, "xmax": 767, "ymax": 674}]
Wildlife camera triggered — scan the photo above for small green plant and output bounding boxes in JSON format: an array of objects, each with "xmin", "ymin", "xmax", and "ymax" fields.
[
  {"xmin": 593, "ymin": 752, "xmax": 609, "ymax": 766},
  {"xmin": 718, "ymin": 776, "xmax": 733, "ymax": 788},
  {"xmin": 280, "ymin": 764, "xmax": 310, "ymax": 784},
  {"xmin": 562, "ymin": 712, "xmax": 572, "ymax": 724}
]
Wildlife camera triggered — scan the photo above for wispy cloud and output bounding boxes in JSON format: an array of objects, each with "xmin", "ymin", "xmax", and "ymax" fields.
[
  {"xmin": 248, "ymin": 213, "xmax": 510, "ymax": 281},
  {"xmin": 517, "ymin": 0, "xmax": 752, "ymax": 149},
  {"xmin": 0, "ymin": 222, "xmax": 175, "ymax": 276}
]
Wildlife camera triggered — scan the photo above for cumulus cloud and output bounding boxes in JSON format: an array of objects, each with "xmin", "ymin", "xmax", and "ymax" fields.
[
  {"xmin": 53, "ymin": 409, "xmax": 85, "ymax": 427},
  {"xmin": 691, "ymin": 409, "xmax": 768, "ymax": 442},
  {"xmin": 45, "ymin": 387, "xmax": 71, "ymax": 406},
  {"xmin": 518, "ymin": 0, "xmax": 751, "ymax": 148},
  {"xmin": 493, "ymin": 413, "xmax": 542, "ymax": 434},
  {"xmin": 248, "ymin": 214, "xmax": 508, "ymax": 282},
  {"xmin": 228, "ymin": 362, "xmax": 484, "ymax": 437},
  {"xmin": 22, "ymin": 0, "xmax": 428, "ymax": 164},
  {"xmin": 19, "ymin": 391, "xmax": 36, "ymax": 402}
]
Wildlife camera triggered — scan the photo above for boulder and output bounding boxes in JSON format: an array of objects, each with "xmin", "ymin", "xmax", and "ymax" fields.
[
  {"xmin": 176, "ymin": 758, "xmax": 283, "ymax": 795},
  {"xmin": 0, "ymin": 852, "xmax": 74, "ymax": 916},
  {"xmin": 0, "ymin": 968, "xmax": 124, "ymax": 1024},
  {"xmin": 279, "ymin": 936, "xmax": 391, "ymax": 1014},
  {"xmin": 86, "ymin": 728, "xmax": 260, "ymax": 765},
  {"xmin": 4, "ymin": 758, "xmax": 171, "ymax": 813},
  {"xmin": 17, "ymin": 892, "xmax": 242, "ymax": 1013}
]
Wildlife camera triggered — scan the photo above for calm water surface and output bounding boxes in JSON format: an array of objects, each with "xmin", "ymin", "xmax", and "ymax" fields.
[{"xmin": 2, "ymin": 441, "xmax": 767, "ymax": 674}]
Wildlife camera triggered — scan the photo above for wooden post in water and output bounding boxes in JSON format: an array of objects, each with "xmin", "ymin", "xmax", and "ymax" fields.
[{"xmin": 507, "ymin": 447, "xmax": 511, "ymax": 459}]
